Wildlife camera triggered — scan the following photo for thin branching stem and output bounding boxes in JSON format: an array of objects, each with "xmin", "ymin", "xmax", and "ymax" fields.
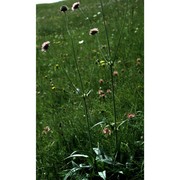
[
  {"xmin": 99, "ymin": 0, "xmax": 118, "ymax": 152},
  {"xmin": 112, "ymin": 14, "xmax": 126, "ymax": 63},
  {"xmin": 64, "ymin": 12, "xmax": 93, "ymax": 151},
  {"xmin": 95, "ymin": 36, "xmax": 108, "ymax": 62},
  {"xmin": 99, "ymin": 0, "xmax": 111, "ymax": 59},
  {"xmin": 79, "ymin": 8, "xmax": 93, "ymax": 28}
]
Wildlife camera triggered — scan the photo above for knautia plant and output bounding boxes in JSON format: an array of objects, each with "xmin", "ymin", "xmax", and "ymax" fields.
[
  {"xmin": 36, "ymin": 0, "xmax": 144, "ymax": 179},
  {"xmin": 62, "ymin": 2, "xmax": 93, "ymax": 152}
]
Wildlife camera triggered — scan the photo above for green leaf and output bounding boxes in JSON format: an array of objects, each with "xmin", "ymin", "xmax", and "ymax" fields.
[
  {"xmin": 98, "ymin": 170, "xmax": 106, "ymax": 180},
  {"xmin": 72, "ymin": 161, "xmax": 79, "ymax": 168},
  {"xmin": 65, "ymin": 154, "xmax": 89, "ymax": 160},
  {"xmin": 93, "ymin": 147, "xmax": 101, "ymax": 156},
  {"xmin": 117, "ymin": 120, "xmax": 128, "ymax": 129},
  {"xmin": 63, "ymin": 167, "xmax": 80, "ymax": 180},
  {"xmin": 91, "ymin": 121, "xmax": 105, "ymax": 129}
]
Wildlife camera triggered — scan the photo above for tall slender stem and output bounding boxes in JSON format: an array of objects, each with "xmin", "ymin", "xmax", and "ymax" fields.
[
  {"xmin": 99, "ymin": 0, "xmax": 111, "ymax": 59},
  {"xmin": 110, "ymin": 65, "xmax": 118, "ymax": 151},
  {"xmin": 64, "ymin": 12, "xmax": 92, "ymax": 151},
  {"xmin": 99, "ymin": 0, "xmax": 118, "ymax": 152}
]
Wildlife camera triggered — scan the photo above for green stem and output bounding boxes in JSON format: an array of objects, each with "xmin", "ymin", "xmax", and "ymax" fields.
[
  {"xmin": 99, "ymin": 0, "xmax": 111, "ymax": 59},
  {"xmin": 79, "ymin": 8, "xmax": 93, "ymax": 28},
  {"xmin": 99, "ymin": 0, "xmax": 118, "ymax": 152},
  {"xmin": 110, "ymin": 65, "xmax": 118, "ymax": 151},
  {"xmin": 64, "ymin": 12, "xmax": 92, "ymax": 151}
]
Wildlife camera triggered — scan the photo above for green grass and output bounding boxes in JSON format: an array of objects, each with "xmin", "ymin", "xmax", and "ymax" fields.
[{"xmin": 36, "ymin": 0, "xmax": 144, "ymax": 179}]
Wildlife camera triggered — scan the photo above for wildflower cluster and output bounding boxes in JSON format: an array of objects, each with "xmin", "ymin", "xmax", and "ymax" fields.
[
  {"xmin": 97, "ymin": 78, "xmax": 112, "ymax": 99},
  {"xmin": 97, "ymin": 70, "xmax": 118, "ymax": 99},
  {"xmin": 41, "ymin": 2, "xmax": 99, "ymax": 52}
]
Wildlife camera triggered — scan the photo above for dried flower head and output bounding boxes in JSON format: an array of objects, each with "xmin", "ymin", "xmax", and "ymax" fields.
[
  {"xmin": 42, "ymin": 126, "xmax": 51, "ymax": 134},
  {"xmin": 103, "ymin": 128, "xmax": 111, "ymax": 135},
  {"xmin": 89, "ymin": 28, "xmax": 99, "ymax": 35},
  {"xmin": 72, "ymin": 2, "xmax": 80, "ymax": 11},
  {"xmin": 60, "ymin": 5, "xmax": 68, "ymax": 12},
  {"xmin": 127, "ymin": 113, "xmax": 135, "ymax": 119},
  {"xmin": 41, "ymin": 41, "xmax": 50, "ymax": 52}
]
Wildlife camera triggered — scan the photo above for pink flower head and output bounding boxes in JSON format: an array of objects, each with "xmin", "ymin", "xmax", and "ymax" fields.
[
  {"xmin": 98, "ymin": 89, "xmax": 104, "ymax": 95},
  {"xmin": 127, "ymin": 113, "xmax": 135, "ymax": 119},
  {"xmin": 98, "ymin": 89, "xmax": 106, "ymax": 99},
  {"xmin": 103, "ymin": 128, "xmax": 111, "ymax": 135},
  {"xmin": 89, "ymin": 28, "xmax": 99, "ymax": 35},
  {"xmin": 41, "ymin": 41, "xmax": 50, "ymax": 52},
  {"xmin": 72, "ymin": 2, "xmax": 80, "ymax": 11},
  {"xmin": 99, "ymin": 79, "xmax": 104, "ymax": 84},
  {"xmin": 113, "ymin": 70, "xmax": 118, "ymax": 76}
]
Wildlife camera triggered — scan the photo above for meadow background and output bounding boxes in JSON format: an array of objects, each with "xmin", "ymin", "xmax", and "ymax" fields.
[
  {"xmin": 36, "ymin": 0, "xmax": 144, "ymax": 179},
  {"xmin": 1, "ymin": 0, "xmax": 180, "ymax": 180}
]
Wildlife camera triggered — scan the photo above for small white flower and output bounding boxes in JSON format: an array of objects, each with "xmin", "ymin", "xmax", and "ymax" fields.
[{"xmin": 78, "ymin": 40, "xmax": 84, "ymax": 44}]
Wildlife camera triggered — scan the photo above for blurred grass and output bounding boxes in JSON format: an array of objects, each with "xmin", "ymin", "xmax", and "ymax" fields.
[{"xmin": 37, "ymin": 0, "xmax": 144, "ymax": 179}]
